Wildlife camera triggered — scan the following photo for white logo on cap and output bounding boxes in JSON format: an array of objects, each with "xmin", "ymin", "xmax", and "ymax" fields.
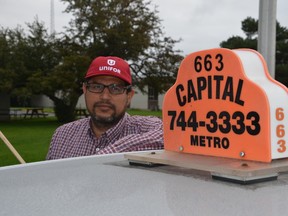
[
  {"xmin": 107, "ymin": 59, "xmax": 116, "ymax": 66},
  {"xmin": 99, "ymin": 59, "xmax": 120, "ymax": 74}
]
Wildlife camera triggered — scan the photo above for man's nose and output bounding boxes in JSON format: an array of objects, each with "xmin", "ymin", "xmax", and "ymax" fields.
[{"xmin": 99, "ymin": 87, "xmax": 112, "ymax": 99}]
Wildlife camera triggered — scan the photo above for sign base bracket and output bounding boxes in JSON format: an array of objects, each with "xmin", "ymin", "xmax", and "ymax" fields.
[
  {"xmin": 211, "ymin": 172, "xmax": 278, "ymax": 185},
  {"xmin": 124, "ymin": 150, "xmax": 288, "ymax": 184}
]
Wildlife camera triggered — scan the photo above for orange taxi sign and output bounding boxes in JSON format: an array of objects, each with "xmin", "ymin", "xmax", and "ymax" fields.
[{"xmin": 162, "ymin": 48, "xmax": 288, "ymax": 162}]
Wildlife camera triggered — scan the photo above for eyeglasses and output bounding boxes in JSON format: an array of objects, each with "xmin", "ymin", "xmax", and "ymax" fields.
[{"xmin": 85, "ymin": 83, "xmax": 132, "ymax": 95}]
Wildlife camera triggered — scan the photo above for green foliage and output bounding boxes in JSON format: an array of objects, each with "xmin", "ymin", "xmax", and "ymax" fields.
[
  {"xmin": 0, "ymin": 20, "xmax": 60, "ymax": 103},
  {"xmin": 61, "ymin": 0, "xmax": 184, "ymax": 96},
  {"xmin": 276, "ymin": 64, "xmax": 288, "ymax": 87},
  {"xmin": 0, "ymin": 68, "xmax": 15, "ymax": 93},
  {"xmin": 0, "ymin": 0, "xmax": 183, "ymax": 123},
  {"xmin": 220, "ymin": 17, "xmax": 288, "ymax": 87},
  {"xmin": 241, "ymin": 17, "xmax": 258, "ymax": 39},
  {"xmin": 0, "ymin": 26, "xmax": 31, "ymax": 94},
  {"xmin": 127, "ymin": 108, "xmax": 162, "ymax": 118},
  {"xmin": 131, "ymin": 37, "xmax": 183, "ymax": 94},
  {"xmin": 28, "ymin": 54, "xmax": 91, "ymax": 122},
  {"xmin": 62, "ymin": 0, "xmax": 162, "ymax": 59}
]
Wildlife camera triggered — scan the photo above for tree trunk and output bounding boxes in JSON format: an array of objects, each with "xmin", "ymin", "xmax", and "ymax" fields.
[
  {"xmin": 48, "ymin": 94, "xmax": 79, "ymax": 123},
  {"xmin": 53, "ymin": 101, "xmax": 76, "ymax": 123}
]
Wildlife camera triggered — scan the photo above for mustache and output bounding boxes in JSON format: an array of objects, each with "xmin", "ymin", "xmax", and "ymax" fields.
[{"xmin": 93, "ymin": 101, "xmax": 116, "ymax": 109}]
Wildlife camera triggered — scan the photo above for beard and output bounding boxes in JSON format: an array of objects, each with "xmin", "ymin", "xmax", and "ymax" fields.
[{"xmin": 89, "ymin": 101, "xmax": 125, "ymax": 129}]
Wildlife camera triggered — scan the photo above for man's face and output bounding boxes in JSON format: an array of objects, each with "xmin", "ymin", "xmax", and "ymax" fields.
[{"xmin": 83, "ymin": 75, "xmax": 134, "ymax": 127}]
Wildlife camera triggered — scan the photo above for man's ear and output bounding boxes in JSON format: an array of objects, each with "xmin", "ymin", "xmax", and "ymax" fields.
[
  {"xmin": 82, "ymin": 82, "xmax": 86, "ymax": 94},
  {"xmin": 127, "ymin": 89, "xmax": 134, "ymax": 105}
]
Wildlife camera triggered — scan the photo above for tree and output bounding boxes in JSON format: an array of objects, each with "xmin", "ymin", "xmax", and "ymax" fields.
[
  {"xmin": 131, "ymin": 37, "xmax": 183, "ymax": 92},
  {"xmin": 128, "ymin": 36, "xmax": 183, "ymax": 110},
  {"xmin": 26, "ymin": 20, "xmax": 91, "ymax": 122},
  {"xmin": 220, "ymin": 17, "xmax": 288, "ymax": 87},
  {"xmin": 62, "ymin": 0, "xmax": 162, "ymax": 59},
  {"xmin": 0, "ymin": 26, "xmax": 35, "ymax": 105},
  {"xmin": 0, "ymin": 28, "xmax": 15, "ymax": 93},
  {"xmin": 1, "ymin": 0, "xmax": 183, "ymax": 122},
  {"xmin": 29, "ymin": 53, "xmax": 91, "ymax": 122},
  {"xmin": 241, "ymin": 17, "xmax": 258, "ymax": 39},
  {"xmin": 47, "ymin": 0, "xmax": 182, "ymax": 121},
  {"xmin": 220, "ymin": 17, "xmax": 258, "ymax": 50},
  {"xmin": 61, "ymin": 0, "xmax": 183, "ymax": 92}
]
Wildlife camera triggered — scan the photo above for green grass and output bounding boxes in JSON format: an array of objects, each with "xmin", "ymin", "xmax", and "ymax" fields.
[
  {"xmin": 0, "ymin": 109, "xmax": 162, "ymax": 167},
  {"xmin": 127, "ymin": 109, "xmax": 162, "ymax": 118},
  {"xmin": 0, "ymin": 117, "xmax": 61, "ymax": 167}
]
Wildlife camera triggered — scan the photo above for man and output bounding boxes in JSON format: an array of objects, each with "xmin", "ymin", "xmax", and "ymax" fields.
[{"xmin": 46, "ymin": 56, "xmax": 164, "ymax": 160}]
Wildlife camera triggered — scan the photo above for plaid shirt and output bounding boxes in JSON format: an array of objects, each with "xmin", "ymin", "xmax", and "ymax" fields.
[{"xmin": 46, "ymin": 113, "xmax": 164, "ymax": 160}]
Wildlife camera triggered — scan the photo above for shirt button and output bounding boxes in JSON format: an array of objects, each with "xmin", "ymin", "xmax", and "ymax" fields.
[{"xmin": 96, "ymin": 148, "xmax": 100, "ymax": 151}]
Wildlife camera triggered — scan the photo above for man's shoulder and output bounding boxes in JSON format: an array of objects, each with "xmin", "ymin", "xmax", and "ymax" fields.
[{"xmin": 125, "ymin": 114, "xmax": 162, "ymax": 125}]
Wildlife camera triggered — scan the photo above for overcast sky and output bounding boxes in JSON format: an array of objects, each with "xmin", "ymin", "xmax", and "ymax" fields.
[{"xmin": 0, "ymin": 0, "xmax": 287, "ymax": 55}]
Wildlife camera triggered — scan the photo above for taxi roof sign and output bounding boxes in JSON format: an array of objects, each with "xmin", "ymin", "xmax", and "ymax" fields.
[{"xmin": 162, "ymin": 48, "xmax": 288, "ymax": 162}]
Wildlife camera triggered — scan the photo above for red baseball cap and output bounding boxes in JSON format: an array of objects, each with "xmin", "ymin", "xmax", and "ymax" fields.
[{"xmin": 85, "ymin": 56, "xmax": 132, "ymax": 84}]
